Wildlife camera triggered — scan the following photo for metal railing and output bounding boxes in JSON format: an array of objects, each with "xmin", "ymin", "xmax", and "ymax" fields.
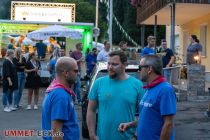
[{"xmin": 163, "ymin": 64, "xmax": 187, "ymax": 94}]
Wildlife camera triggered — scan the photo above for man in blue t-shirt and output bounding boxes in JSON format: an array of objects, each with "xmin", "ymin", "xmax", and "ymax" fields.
[
  {"xmin": 85, "ymin": 48, "xmax": 97, "ymax": 76},
  {"xmin": 161, "ymin": 39, "xmax": 175, "ymax": 82},
  {"xmin": 119, "ymin": 54, "xmax": 176, "ymax": 140},
  {"xmin": 35, "ymin": 40, "xmax": 47, "ymax": 59},
  {"xmin": 141, "ymin": 36, "xmax": 156, "ymax": 57},
  {"xmin": 87, "ymin": 50, "xmax": 144, "ymax": 140},
  {"xmin": 42, "ymin": 57, "xmax": 80, "ymax": 140}
]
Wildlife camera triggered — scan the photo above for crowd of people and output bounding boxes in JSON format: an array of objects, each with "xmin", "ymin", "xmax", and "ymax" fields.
[{"xmin": 1, "ymin": 34, "xmax": 209, "ymax": 140}]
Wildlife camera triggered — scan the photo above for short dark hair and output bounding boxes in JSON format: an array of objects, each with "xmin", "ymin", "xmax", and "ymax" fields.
[
  {"xmin": 143, "ymin": 54, "xmax": 162, "ymax": 75},
  {"xmin": 161, "ymin": 39, "xmax": 167, "ymax": 43},
  {"xmin": 104, "ymin": 41, "xmax": 110, "ymax": 46},
  {"xmin": 147, "ymin": 35, "xmax": 156, "ymax": 40},
  {"xmin": 119, "ymin": 41, "xmax": 127, "ymax": 47},
  {"xmin": 76, "ymin": 43, "xmax": 82, "ymax": 48},
  {"xmin": 92, "ymin": 48, "xmax": 97, "ymax": 51},
  {"xmin": 109, "ymin": 50, "xmax": 127, "ymax": 64}
]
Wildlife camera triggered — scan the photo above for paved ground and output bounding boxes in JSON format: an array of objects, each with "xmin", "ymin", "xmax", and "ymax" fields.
[{"xmin": 0, "ymin": 87, "xmax": 210, "ymax": 140}]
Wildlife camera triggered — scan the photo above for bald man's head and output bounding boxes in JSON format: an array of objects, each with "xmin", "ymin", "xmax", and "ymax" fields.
[{"xmin": 56, "ymin": 57, "xmax": 77, "ymax": 75}]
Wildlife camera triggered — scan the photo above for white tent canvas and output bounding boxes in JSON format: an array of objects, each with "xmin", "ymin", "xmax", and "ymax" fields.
[{"xmin": 27, "ymin": 25, "xmax": 82, "ymax": 40}]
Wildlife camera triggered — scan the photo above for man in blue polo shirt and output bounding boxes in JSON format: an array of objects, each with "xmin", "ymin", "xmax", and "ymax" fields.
[
  {"xmin": 42, "ymin": 57, "xmax": 80, "ymax": 140},
  {"xmin": 141, "ymin": 36, "xmax": 156, "ymax": 57},
  {"xmin": 119, "ymin": 54, "xmax": 176, "ymax": 140}
]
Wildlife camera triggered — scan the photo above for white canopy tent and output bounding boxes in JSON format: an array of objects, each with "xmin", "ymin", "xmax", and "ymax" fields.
[{"xmin": 27, "ymin": 25, "xmax": 82, "ymax": 40}]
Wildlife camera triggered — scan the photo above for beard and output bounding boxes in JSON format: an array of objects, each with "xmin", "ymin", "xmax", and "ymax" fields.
[
  {"xmin": 140, "ymin": 74, "xmax": 148, "ymax": 82},
  {"xmin": 66, "ymin": 77, "xmax": 76, "ymax": 87},
  {"xmin": 109, "ymin": 71, "xmax": 118, "ymax": 79}
]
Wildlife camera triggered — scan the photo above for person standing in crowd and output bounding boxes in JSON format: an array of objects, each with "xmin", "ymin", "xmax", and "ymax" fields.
[
  {"xmin": 25, "ymin": 52, "xmax": 41, "ymax": 110},
  {"xmin": 85, "ymin": 48, "xmax": 97, "ymax": 76},
  {"xmin": 13, "ymin": 48, "xmax": 26, "ymax": 109},
  {"xmin": 1, "ymin": 47, "xmax": 7, "ymax": 58},
  {"xmin": 141, "ymin": 36, "xmax": 156, "ymax": 57},
  {"xmin": 187, "ymin": 35, "xmax": 202, "ymax": 65},
  {"xmin": 59, "ymin": 48, "xmax": 65, "ymax": 57},
  {"xmin": 48, "ymin": 48, "xmax": 66, "ymax": 81},
  {"xmin": 42, "ymin": 57, "xmax": 80, "ymax": 140},
  {"xmin": 87, "ymin": 50, "xmax": 144, "ymax": 140},
  {"xmin": 97, "ymin": 41, "xmax": 110, "ymax": 62},
  {"xmin": 119, "ymin": 41, "xmax": 129, "ymax": 58},
  {"xmin": 23, "ymin": 46, "xmax": 30, "ymax": 61},
  {"xmin": 2, "ymin": 49, "xmax": 18, "ymax": 112},
  {"xmin": 70, "ymin": 43, "xmax": 83, "ymax": 104},
  {"xmin": 161, "ymin": 39, "xmax": 175, "ymax": 82},
  {"xmin": 48, "ymin": 49, "xmax": 60, "ymax": 81},
  {"xmin": 7, "ymin": 38, "xmax": 15, "ymax": 49},
  {"xmin": 119, "ymin": 55, "xmax": 176, "ymax": 140},
  {"xmin": 35, "ymin": 40, "xmax": 47, "ymax": 60}
]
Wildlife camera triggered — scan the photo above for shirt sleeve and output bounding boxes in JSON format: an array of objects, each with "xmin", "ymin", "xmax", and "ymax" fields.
[
  {"xmin": 70, "ymin": 52, "xmax": 75, "ymax": 59},
  {"xmin": 97, "ymin": 52, "xmax": 102, "ymax": 61},
  {"xmin": 141, "ymin": 48, "xmax": 147, "ymax": 57},
  {"xmin": 25, "ymin": 62, "xmax": 31, "ymax": 70},
  {"xmin": 160, "ymin": 87, "xmax": 176, "ymax": 116},
  {"xmin": 51, "ymin": 95, "xmax": 70, "ymax": 121},
  {"xmin": 88, "ymin": 79, "xmax": 100, "ymax": 100},
  {"xmin": 197, "ymin": 44, "xmax": 202, "ymax": 52},
  {"xmin": 3, "ymin": 60, "xmax": 11, "ymax": 78},
  {"xmin": 168, "ymin": 49, "xmax": 174, "ymax": 57}
]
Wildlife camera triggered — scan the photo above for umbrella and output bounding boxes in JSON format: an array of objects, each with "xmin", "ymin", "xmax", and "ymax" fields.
[{"xmin": 26, "ymin": 25, "xmax": 82, "ymax": 40}]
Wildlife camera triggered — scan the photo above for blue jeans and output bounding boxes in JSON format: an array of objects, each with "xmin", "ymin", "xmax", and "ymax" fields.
[
  {"xmin": 73, "ymin": 75, "xmax": 81, "ymax": 102},
  {"xmin": 14, "ymin": 72, "xmax": 26, "ymax": 106},
  {"xmin": 2, "ymin": 89, "xmax": 13, "ymax": 107},
  {"xmin": 163, "ymin": 69, "xmax": 171, "ymax": 82}
]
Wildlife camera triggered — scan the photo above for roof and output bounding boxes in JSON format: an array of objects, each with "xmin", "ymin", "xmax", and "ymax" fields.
[{"xmin": 0, "ymin": 19, "xmax": 94, "ymax": 27}]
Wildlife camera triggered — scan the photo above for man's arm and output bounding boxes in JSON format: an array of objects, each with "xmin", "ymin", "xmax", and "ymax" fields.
[
  {"xmin": 166, "ymin": 56, "xmax": 175, "ymax": 68},
  {"xmin": 52, "ymin": 120, "xmax": 64, "ymax": 140},
  {"xmin": 118, "ymin": 121, "xmax": 138, "ymax": 132},
  {"xmin": 160, "ymin": 115, "xmax": 174, "ymax": 140},
  {"xmin": 86, "ymin": 100, "xmax": 98, "ymax": 140}
]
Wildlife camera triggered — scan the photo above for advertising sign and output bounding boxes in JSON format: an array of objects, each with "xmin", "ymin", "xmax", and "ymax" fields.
[{"xmin": 11, "ymin": 1, "xmax": 75, "ymax": 22}]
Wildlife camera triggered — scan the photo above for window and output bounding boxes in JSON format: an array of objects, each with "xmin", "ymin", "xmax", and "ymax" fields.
[{"xmin": 200, "ymin": 25, "xmax": 208, "ymax": 57}]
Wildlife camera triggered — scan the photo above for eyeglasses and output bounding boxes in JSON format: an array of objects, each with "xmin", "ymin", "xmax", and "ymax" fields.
[{"xmin": 138, "ymin": 65, "xmax": 149, "ymax": 71}]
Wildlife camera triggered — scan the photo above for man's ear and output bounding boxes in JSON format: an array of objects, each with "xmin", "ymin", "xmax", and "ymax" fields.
[{"xmin": 147, "ymin": 66, "xmax": 153, "ymax": 74}]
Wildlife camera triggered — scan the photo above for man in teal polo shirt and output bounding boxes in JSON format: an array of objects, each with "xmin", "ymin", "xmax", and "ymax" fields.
[{"xmin": 87, "ymin": 50, "xmax": 144, "ymax": 140}]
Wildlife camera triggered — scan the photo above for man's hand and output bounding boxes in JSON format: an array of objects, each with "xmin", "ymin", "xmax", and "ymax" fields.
[
  {"xmin": 118, "ymin": 122, "xmax": 130, "ymax": 132},
  {"xmin": 89, "ymin": 135, "xmax": 99, "ymax": 140}
]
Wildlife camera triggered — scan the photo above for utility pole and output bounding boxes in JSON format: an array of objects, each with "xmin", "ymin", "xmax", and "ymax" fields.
[
  {"xmin": 95, "ymin": 0, "xmax": 99, "ymax": 47},
  {"xmin": 109, "ymin": 0, "xmax": 113, "ymax": 49}
]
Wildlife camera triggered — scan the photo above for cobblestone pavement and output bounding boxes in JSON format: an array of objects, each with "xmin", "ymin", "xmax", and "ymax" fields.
[{"xmin": 0, "ymin": 87, "xmax": 209, "ymax": 140}]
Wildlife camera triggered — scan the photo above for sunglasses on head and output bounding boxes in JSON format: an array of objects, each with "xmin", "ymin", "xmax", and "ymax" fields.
[{"xmin": 138, "ymin": 65, "xmax": 149, "ymax": 71}]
